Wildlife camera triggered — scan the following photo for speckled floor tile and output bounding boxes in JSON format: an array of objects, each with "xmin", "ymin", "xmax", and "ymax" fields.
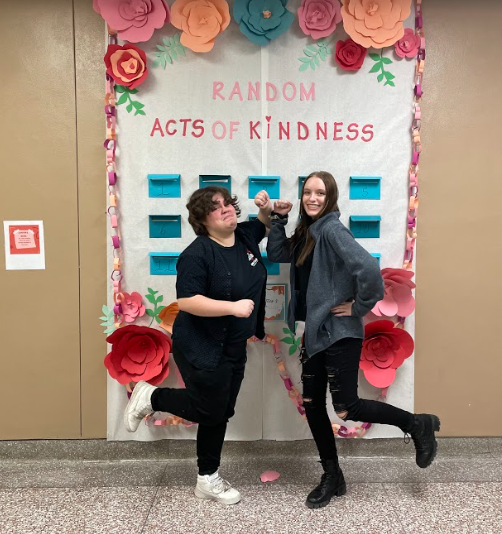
[
  {"xmin": 79, "ymin": 487, "xmax": 157, "ymax": 533},
  {"xmin": 0, "ymin": 460, "xmax": 167, "ymax": 488},
  {"xmin": 143, "ymin": 483, "xmax": 404, "ymax": 534},
  {"xmin": 488, "ymin": 438, "xmax": 502, "ymax": 458},
  {"xmin": 0, "ymin": 488, "xmax": 84, "ymax": 534},
  {"xmin": 383, "ymin": 483, "xmax": 502, "ymax": 534},
  {"xmin": 159, "ymin": 456, "xmax": 502, "ymax": 488}
]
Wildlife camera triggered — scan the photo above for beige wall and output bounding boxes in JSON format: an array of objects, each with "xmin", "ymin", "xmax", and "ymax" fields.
[{"xmin": 0, "ymin": 1, "xmax": 500, "ymax": 439}]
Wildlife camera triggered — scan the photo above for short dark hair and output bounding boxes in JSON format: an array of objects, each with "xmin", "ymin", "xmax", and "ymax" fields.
[{"xmin": 186, "ymin": 186, "xmax": 241, "ymax": 236}]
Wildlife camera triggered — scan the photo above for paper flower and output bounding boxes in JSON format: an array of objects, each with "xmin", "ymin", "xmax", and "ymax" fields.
[
  {"xmin": 340, "ymin": 0, "xmax": 412, "ymax": 49},
  {"xmin": 171, "ymin": 0, "xmax": 231, "ymax": 53},
  {"xmin": 394, "ymin": 27, "xmax": 420, "ymax": 59},
  {"xmin": 234, "ymin": 0, "xmax": 295, "ymax": 46},
  {"xmin": 104, "ymin": 44, "xmax": 148, "ymax": 89},
  {"xmin": 298, "ymin": 0, "xmax": 342, "ymax": 40},
  {"xmin": 158, "ymin": 302, "xmax": 180, "ymax": 334},
  {"xmin": 334, "ymin": 38, "xmax": 367, "ymax": 70},
  {"xmin": 372, "ymin": 268, "xmax": 416, "ymax": 317},
  {"xmin": 121, "ymin": 292, "xmax": 146, "ymax": 323},
  {"xmin": 93, "ymin": 0, "xmax": 170, "ymax": 43},
  {"xmin": 360, "ymin": 320, "xmax": 414, "ymax": 388},
  {"xmin": 105, "ymin": 325, "xmax": 171, "ymax": 385}
]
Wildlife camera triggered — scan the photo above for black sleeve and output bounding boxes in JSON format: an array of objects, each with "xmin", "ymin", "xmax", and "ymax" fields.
[
  {"xmin": 237, "ymin": 219, "xmax": 267, "ymax": 244},
  {"xmin": 175, "ymin": 253, "xmax": 209, "ymax": 299}
]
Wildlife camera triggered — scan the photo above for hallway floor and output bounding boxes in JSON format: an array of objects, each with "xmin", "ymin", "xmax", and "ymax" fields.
[{"xmin": 0, "ymin": 438, "xmax": 500, "ymax": 533}]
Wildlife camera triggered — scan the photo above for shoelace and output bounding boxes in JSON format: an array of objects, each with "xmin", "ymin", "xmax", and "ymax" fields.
[{"xmin": 211, "ymin": 476, "xmax": 232, "ymax": 494}]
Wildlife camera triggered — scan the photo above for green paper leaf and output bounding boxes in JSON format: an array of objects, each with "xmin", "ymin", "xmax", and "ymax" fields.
[
  {"xmin": 99, "ymin": 316, "xmax": 107, "ymax": 321},
  {"xmin": 299, "ymin": 57, "xmax": 310, "ymax": 64},
  {"xmin": 314, "ymin": 55, "xmax": 320, "ymax": 66},
  {"xmin": 156, "ymin": 295, "xmax": 164, "ymax": 303},
  {"xmin": 369, "ymin": 63, "xmax": 381, "ymax": 73},
  {"xmin": 378, "ymin": 73, "xmax": 384, "ymax": 82},
  {"xmin": 289, "ymin": 345, "xmax": 297, "ymax": 355},
  {"xmin": 385, "ymin": 71, "xmax": 395, "ymax": 80},
  {"xmin": 174, "ymin": 33, "xmax": 181, "ymax": 44},
  {"xmin": 115, "ymin": 85, "xmax": 125, "ymax": 93},
  {"xmin": 369, "ymin": 53, "xmax": 381, "ymax": 61},
  {"xmin": 100, "ymin": 322, "xmax": 109, "ymax": 327},
  {"xmin": 116, "ymin": 93, "xmax": 128, "ymax": 106},
  {"xmin": 280, "ymin": 337, "xmax": 294, "ymax": 344},
  {"xmin": 126, "ymin": 103, "xmax": 133, "ymax": 113},
  {"xmin": 170, "ymin": 48, "xmax": 178, "ymax": 62},
  {"xmin": 385, "ymin": 81, "xmax": 396, "ymax": 87},
  {"xmin": 132, "ymin": 101, "xmax": 144, "ymax": 110},
  {"xmin": 157, "ymin": 305, "xmax": 166, "ymax": 312},
  {"xmin": 310, "ymin": 60, "xmax": 315, "ymax": 71},
  {"xmin": 307, "ymin": 44, "xmax": 318, "ymax": 52},
  {"xmin": 177, "ymin": 46, "xmax": 186, "ymax": 57},
  {"xmin": 381, "ymin": 57, "xmax": 393, "ymax": 64},
  {"xmin": 155, "ymin": 316, "xmax": 162, "ymax": 324},
  {"xmin": 145, "ymin": 294, "xmax": 156, "ymax": 304},
  {"xmin": 146, "ymin": 309, "xmax": 155, "ymax": 317},
  {"xmin": 160, "ymin": 56, "xmax": 167, "ymax": 69},
  {"xmin": 304, "ymin": 49, "xmax": 316, "ymax": 57},
  {"xmin": 129, "ymin": 88, "xmax": 138, "ymax": 94},
  {"xmin": 152, "ymin": 60, "xmax": 159, "ymax": 67},
  {"xmin": 319, "ymin": 48, "xmax": 327, "ymax": 61},
  {"xmin": 102, "ymin": 305, "xmax": 108, "ymax": 314},
  {"xmin": 283, "ymin": 328, "xmax": 291, "ymax": 334},
  {"xmin": 163, "ymin": 37, "xmax": 170, "ymax": 46},
  {"xmin": 157, "ymin": 44, "xmax": 167, "ymax": 51},
  {"xmin": 136, "ymin": 109, "xmax": 146, "ymax": 116}
]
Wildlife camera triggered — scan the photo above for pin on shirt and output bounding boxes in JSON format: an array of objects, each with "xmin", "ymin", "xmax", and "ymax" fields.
[{"xmin": 246, "ymin": 249, "xmax": 258, "ymax": 267}]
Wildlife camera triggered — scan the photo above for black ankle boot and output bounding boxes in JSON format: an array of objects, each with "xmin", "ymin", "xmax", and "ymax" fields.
[
  {"xmin": 406, "ymin": 413, "xmax": 441, "ymax": 468},
  {"xmin": 305, "ymin": 459, "xmax": 346, "ymax": 509}
]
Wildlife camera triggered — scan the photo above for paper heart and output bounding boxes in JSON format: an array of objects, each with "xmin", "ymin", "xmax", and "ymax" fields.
[
  {"xmin": 260, "ymin": 470, "xmax": 280, "ymax": 483},
  {"xmin": 265, "ymin": 116, "xmax": 271, "ymax": 122}
]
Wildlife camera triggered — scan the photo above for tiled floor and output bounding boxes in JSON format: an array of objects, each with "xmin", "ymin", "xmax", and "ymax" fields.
[{"xmin": 0, "ymin": 438, "xmax": 500, "ymax": 533}]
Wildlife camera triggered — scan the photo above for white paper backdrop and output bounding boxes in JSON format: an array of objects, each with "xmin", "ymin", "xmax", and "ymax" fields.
[{"xmin": 107, "ymin": 0, "xmax": 416, "ymax": 441}]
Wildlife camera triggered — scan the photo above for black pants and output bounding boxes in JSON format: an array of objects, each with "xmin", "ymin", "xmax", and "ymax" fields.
[
  {"xmin": 151, "ymin": 341, "xmax": 247, "ymax": 475},
  {"xmin": 302, "ymin": 337, "xmax": 414, "ymax": 461}
]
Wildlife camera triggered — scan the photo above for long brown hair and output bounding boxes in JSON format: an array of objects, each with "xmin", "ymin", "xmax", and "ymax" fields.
[{"xmin": 290, "ymin": 171, "xmax": 339, "ymax": 266}]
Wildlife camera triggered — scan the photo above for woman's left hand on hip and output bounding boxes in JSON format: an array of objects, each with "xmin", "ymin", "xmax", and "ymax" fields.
[{"xmin": 331, "ymin": 302, "xmax": 353, "ymax": 316}]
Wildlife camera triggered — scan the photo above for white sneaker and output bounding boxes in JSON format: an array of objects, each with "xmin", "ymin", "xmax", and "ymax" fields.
[
  {"xmin": 194, "ymin": 472, "xmax": 241, "ymax": 505},
  {"xmin": 123, "ymin": 381, "xmax": 157, "ymax": 432}
]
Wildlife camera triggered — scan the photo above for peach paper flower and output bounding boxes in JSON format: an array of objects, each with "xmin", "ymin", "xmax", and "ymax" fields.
[
  {"xmin": 372, "ymin": 268, "xmax": 416, "ymax": 317},
  {"xmin": 121, "ymin": 292, "xmax": 146, "ymax": 323},
  {"xmin": 171, "ymin": 0, "xmax": 231, "ymax": 53},
  {"xmin": 93, "ymin": 0, "xmax": 170, "ymax": 43},
  {"xmin": 340, "ymin": 0, "xmax": 412, "ymax": 49}
]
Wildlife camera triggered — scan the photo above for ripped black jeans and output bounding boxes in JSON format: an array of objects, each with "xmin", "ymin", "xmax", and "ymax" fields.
[{"xmin": 301, "ymin": 337, "xmax": 414, "ymax": 461}]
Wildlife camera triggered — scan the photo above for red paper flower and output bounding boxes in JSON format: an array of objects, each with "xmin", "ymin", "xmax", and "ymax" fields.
[
  {"xmin": 121, "ymin": 292, "xmax": 146, "ymax": 323},
  {"xmin": 394, "ymin": 27, "xmax": 421, "ymax": 59},
  {"xmin": 334, "ymin": 38, "xmax": 367, "ymax": 71},
  {"xmin": 372, "ymin": 268, "xmax": 416, "ymax": 318},
  {"xmin": 360, "ymin": 320, "xmax": 414, "ymax": 388},
  {"xmin": 104, "ymin": 44, "xmax": 148, "ymax": 89},
  {"xmin": 105, "ymin": 325, "xmax": 171, "ymax": 385}
]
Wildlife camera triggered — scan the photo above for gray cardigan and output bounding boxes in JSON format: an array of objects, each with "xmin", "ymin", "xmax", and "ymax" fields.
[{"xmin": 266, "ymin": 212, "xmax": 384, "ymax": 361}]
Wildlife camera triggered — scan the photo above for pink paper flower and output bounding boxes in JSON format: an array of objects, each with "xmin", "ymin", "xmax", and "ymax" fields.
[
  {"xmin": 298, "ymin": 0, "xmax": 342, "ymax": 40},
  {"xmin": 360, "ymin": 320, "xmax": 414, "ymax": 388},
  {"xmin": 394, "ymin": 27, "xmax": 420, "ymax": 59},
  {"xmin": 340, "ymin": 0, "xmax": 412, "ymax": 49},
  {"xmin": 372, "ymin": 268, "xmax": 416, "ymax": 317},
  {"xmin": 104, "ymin": 44, "xmax": 148, "ymax": 89},
  {"xmin": 105, "ymin": 325, "xmax": 171, "ymax": 385},
  {"xmin": 334, "ymin": 38, "xmax": 367, "ymax": 70},
  {"xmin": 93, "ymin": 0, "xmax": 170, "ymax": 43},
  {"xmin": 121, "ymin": 292, "xmax": 146, "ymax": 323}
]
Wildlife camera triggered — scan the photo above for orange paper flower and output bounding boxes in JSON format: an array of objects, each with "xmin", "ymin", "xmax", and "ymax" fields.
[
  {"xmin": 340, "ymin": 0, "xmax": 412, "ymax": 49},
  {"xmin": 158, "ymin": 302, "xmax": 180, "ymax": 334},
  {"xmin": 171, "ymin": 0, "xmax": 231, "ymax": 53}
]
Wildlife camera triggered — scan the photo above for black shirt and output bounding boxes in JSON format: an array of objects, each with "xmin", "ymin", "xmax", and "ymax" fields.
[
  {"xmin": 213, "ymin": 239, "xmax": 267, "ymax": 342},
  {"xmin": 294, "ymin": 242, "xmax": 314, "ymax": 322},
  {"xmin": 173, "ymin": 219, "xmax": 267, "ymax": 369}
]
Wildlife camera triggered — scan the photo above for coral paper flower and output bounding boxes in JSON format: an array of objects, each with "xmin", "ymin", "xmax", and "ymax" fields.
[
  {"xmin": 372, "ymin": 268, "xmax": 416, "ymax": 317},
  {"xmin": 158, "ymin": 302, "xmax": 180, "ymax": 335},
  {"xmin": 93, "ymin": 0, "xmax": 170, "ymax": 43},
  {"xmin": 171, "ymin": 0, "xmax": 231, "ymax": 53},
  {"xmin": 234, "ymin": 0, "xmax": 295, "ymax": 46},
  {"xmin": 340, "ymin": 0, "xmax": 412, "ymax": 49},
  {"xmin": 298, "ymin": 0, "xmax": 342, "ymax": 40},
  {"xmin": 394, "ymin": 27, "xmax": 420, "ymax": 58},
  {"xmin": 105, "ymin": 325, "xmax": 171, "ymax": 385},
  {"xmin": 121, "ymin": 292, "xmax": 146, "ymax": 323},
  {"xmin": 334, "ymin": 37, "xmax": 367, "ymax": 70},
  {"xmin": 104, "ymin": 44, "xmax": 148, "ymax": 89},
  {"xmin": 360, "ymin": 320, "xmax": 414, "ymax": 388}
]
